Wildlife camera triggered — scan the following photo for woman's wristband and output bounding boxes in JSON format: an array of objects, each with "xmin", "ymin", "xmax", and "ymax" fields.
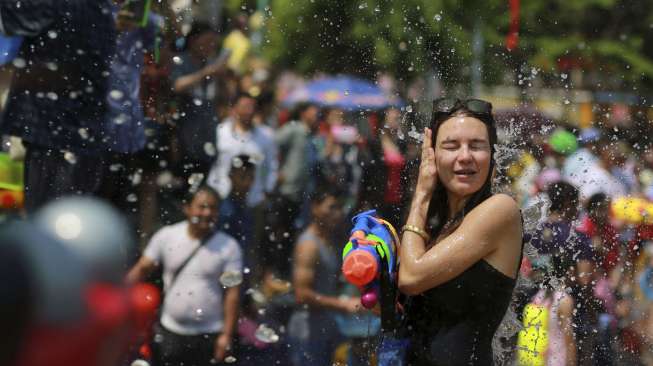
[{"xmin": 402, "ymin": 225, "xmax": 430, "ymax": 242}]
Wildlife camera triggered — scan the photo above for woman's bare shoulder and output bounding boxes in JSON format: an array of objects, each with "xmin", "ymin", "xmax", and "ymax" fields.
[
  {"xmin": 487, "ymin": 193, "xmax": 519, "ymax": 209},
  {"xmin": 473, "ymin": 193, "xmax": 521, "ymax": 224}
]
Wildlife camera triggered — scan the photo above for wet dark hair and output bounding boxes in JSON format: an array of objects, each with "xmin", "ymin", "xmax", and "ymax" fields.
[
  {"xmin": 547, "ymin": 181, "xmax": 578, "ymax": 213},
  {"xmin": 186, "ymin": 22, "xmax": 217, "ymax": 44},
  {"xmin": 309, "ymin": 184, "xmax": 343, "ymax": 206},
  {"xmin": 425, "ymin": 101, "xmax": 498, "ymax": 238},
  {"xmin": 291, "ymin": 102, "xmax": 317, "ymax": 121},
  {"xmin": 183, "ymin": 185, "xmax": 220, "ymax": 206},
  {"xmin": 230, "ymin": 91, "xmax": 257, "ymax": 106},
  {"xmin": 587, "ymin": 192, "xmax": 609, "ymax": 212}
]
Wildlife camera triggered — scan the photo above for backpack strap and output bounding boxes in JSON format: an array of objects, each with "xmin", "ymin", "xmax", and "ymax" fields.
[{"xmin": 165, "ymin": 232, "xmax": 212, "ymax": 295}]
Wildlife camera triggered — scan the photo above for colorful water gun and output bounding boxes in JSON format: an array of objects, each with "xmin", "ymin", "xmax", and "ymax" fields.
[
  {"xmin": 0, "ymin": 152, "xmax": 24, "ymax": 210},
  {"xmin": 341, "ymin": 210, "xmax": 400, "ymax": 309}
]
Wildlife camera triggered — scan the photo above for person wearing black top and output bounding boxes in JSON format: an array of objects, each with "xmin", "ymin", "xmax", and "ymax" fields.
[
  {"xmin": 0, "ymin": 0, "xmax": 117, "ymax": 212},
  {"xmin": 398, "ymin": 98, "xmax": 523, "ymax": 365}
]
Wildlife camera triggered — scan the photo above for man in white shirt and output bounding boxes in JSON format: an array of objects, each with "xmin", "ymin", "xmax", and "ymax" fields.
[
  {"xmin": 207, "ymin": 93, "xmax": 278, "ymax": 208},
  {"xmin": 126, "ymin": 186, "xmax": 242, "ymax": 365}
]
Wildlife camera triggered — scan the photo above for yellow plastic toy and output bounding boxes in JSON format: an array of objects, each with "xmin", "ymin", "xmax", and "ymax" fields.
[
  {"xmin": 516, "ymin": 303, "xmax": 549, "ymax": 366},
  {"xmin": 611, "ymin": 197, "xmax": 653, "ymax": 225}
]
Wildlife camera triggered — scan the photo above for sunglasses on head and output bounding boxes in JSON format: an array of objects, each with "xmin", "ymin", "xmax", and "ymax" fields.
[{"xmin": 432, "ymin": 98, "xmax": 493, "ymax": 117}]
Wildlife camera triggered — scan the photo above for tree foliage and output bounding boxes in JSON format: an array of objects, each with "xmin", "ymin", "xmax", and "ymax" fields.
[{"xmin": 259, "ymin": 0, "xmax": 653, "ymax": 90}]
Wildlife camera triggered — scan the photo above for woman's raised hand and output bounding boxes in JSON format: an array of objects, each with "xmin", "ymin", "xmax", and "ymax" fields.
[{"xmin": 416, "ymin": 127, "xmax": 438, "ymax": 196}]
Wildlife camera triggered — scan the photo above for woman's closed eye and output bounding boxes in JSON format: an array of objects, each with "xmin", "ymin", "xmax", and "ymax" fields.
[
  {"xmin": 440, "ymin": 142, "xmax": 459, "ymax": 150},
  {"xmin": 470, "ymin": 142, "xmax": 489, "ymax": 151},
  {"xmin": 440, "ymin": 142, "xmax": 488, "ymax": 151}
]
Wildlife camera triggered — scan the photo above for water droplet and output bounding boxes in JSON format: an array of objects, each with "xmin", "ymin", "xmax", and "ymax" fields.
[
  {"xmin": 126, "ymin": 193, "xmax": 138, "ymax": 202},
  {"xmin": 47, "ymin": 30, "xmax": 58, "ymax": 39},
  {"xmin": 12, "ymin": 58, "xmax": 26, "ymax": 68},
  {"xmin": 110, "ymin": 89, "xmax": 124, "ymax": 100},
  {"xmin": 243, "ymin": 267, "xmax": 251, "ymax": 274},
  {"xmin": 563, "ymin": 99, "xmax": 571, "ymax": 105},
  {"xmin": 153, "ymin": 334, "xmax": 164, "ymax": 343},
  {"xmin": 374, "ymin": 6, "xmax": 381, "ymax": 12},
  {"xmin": 114, "ymin": 113, "xmax": 127, "ymax": 125},
  {"xmin": 64, "ymin": 151, "xmax": 78, "ymax": 164},
  {"xmin": 78, "ymin": 128, "xmax": 89, "ymax": 140},
  {"xmin": 193, "ymin": 98, "xmax": 203, "ymax": 106},
  {"xmin": 344, "ymin": 90, "xmax": 350, "ymax": 96},
  {"xmin": 407, "ymin": 124, "xmax": 422, "ymax": 141},
  {"xmin": 358, "ymin": 2, "xmax": 367, "ymax": 9},
  {"xmin": 219, "ymin": 271, "xmax": 243, "ymax": 287},
  {"xmin": 46, "ymin": 92, "xmax": 58, "ymax": 101},
  {"xmin": 405, "ymin": 105, "xmax": 413, "ymax": 113},
  {"xmin": 109, "ymin": 164, "xmax": 123, "ymax": 172},
  {"xmin": 130, "ymin": 171, "xmax": 142, "ymax": 186},
  {"xmin": 245, "ymin": 288, "xmax": 266, "ymax": 303},
  {"xmin": 46, "ymin": 62, "xmax": 58, "ymax": 71},
  {"xmin": 203, "ymin": 142, "xmax": 216, "ymax": 157},
  {"xmin": 434, "ymin": 14, "xmax": 442, "ymax": 22},
  {"xmin": 224, "ymin": 356, "xmax": 237, "ymax": 363},
  {"xmin": 195, "ymin": 308, "xmax": 203, "ymax": 318},
  {"xmin": 254, "ymin": 324, "xmax": 280, "ymax": 343},
  {"xmin": 130, "ymin": 360, "xmax": 150, "ymax": 366},
  {"xmin": 187, "ymin": 172, "xmax": 205, "ymax": 187}
]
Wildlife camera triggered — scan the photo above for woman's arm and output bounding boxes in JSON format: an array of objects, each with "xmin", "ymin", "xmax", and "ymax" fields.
[
  {"xmin": 293, "ymin": 239, "xmax": 360, "ymax": 313},
  {"xmin": 398, "ymin": 193, "xmax": 521, "ymax": 295},
  {"xmin": 558, "ymin": 294, "xmax": 577, "ymax": 366}
]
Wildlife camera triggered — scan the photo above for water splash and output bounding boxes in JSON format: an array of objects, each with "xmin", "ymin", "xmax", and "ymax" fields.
[
  {"xmin": 219, "ymin": 271, "xmax": 243, "ymax": 287},
  {"xmin": 254, "ymin": 324, "xmax": 280, "ymax": 343},
  {"xmin": 64, "ymin": 151, "xmax": 78, "ymax": 165}
]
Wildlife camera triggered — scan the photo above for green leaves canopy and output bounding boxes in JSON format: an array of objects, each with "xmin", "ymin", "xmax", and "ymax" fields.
[{"xmin": 256, "ymin": 0, "xmax": 653, "ymax": 90}]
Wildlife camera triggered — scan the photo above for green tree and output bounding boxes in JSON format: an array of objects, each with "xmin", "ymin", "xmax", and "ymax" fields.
[{"xmin": 258, "ymin": 0, "xmax": 653, "ymax": 91}]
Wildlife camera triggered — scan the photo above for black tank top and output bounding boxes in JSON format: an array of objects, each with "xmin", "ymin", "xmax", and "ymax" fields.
[{"xmin": 406, "ymin": 258, "xmax": 519, "ymax": 366}]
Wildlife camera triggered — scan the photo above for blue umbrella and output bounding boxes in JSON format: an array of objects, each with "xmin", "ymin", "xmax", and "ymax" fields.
[
  {"xmin": 0, "ymin": 35, "xmax": 23, "ymax": 65},
  {"xmin": 283, "ymin": 75, "xmax": 403, "ymax": 110}
]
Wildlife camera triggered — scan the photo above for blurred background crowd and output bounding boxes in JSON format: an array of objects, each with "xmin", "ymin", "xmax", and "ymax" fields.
[{"xmin": 0, "ymin": 0, "xmax": 652, "ymax": 365}]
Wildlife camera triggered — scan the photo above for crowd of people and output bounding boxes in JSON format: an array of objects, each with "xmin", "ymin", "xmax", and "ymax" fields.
[
  {"xmin": 0, "ymin": 1, "xmax": 652, "ymax": 365},
  {"xmin": 505, "ymin": 124, "xmax": 653, "ymax": 365}
]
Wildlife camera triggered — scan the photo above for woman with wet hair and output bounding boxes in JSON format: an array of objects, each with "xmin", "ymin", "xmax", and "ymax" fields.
[{"xmin": 397, "ymin": 98, "xmax": 524, "ymax": 365}]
